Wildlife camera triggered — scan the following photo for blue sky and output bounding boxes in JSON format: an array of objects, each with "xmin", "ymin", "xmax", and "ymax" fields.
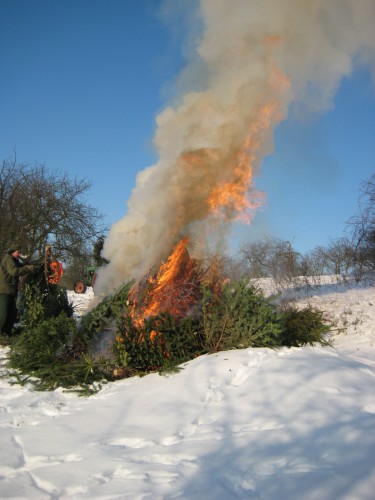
[{"xmin": 1, "ymin": 0, "xmax": 374, "ymax": 256}]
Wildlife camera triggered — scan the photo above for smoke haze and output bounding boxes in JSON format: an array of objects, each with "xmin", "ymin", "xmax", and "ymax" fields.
[{"xmin": 95, "ymin": 0, "xmax": 375, "ymax": 296}]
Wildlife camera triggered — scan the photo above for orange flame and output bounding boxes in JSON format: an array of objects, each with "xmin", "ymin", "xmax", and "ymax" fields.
[
  {"xmin": 208, "ymin": 98, "xmax": 285, "ymax": 222},
  {"xmin": 208, "ymin": 43, "xmax": 290, "ymax": 222},
  {"xmin": 130, "ymin": 237, "xmax": 202, "ymax": 325}
]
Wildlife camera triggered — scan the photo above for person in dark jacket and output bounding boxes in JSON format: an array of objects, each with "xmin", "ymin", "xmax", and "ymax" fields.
[{"xmin": 0, "ymin": 244, "xmax": 34, "ymax": 335}]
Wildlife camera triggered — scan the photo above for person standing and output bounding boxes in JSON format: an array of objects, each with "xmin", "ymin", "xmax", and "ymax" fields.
[{"xmin": 0, "ymin": 244, "xmax": 34, "ymax": 335}]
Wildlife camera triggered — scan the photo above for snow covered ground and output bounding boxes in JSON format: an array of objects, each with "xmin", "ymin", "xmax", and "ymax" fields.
[{"xmin": 0, "ymin": 276, "xmax": 374, "ymax": 499}]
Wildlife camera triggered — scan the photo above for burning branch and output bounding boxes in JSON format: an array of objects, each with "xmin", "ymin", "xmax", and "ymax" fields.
[{"xmin": 129, "ymin": 237, "xmax": 205, "ymax": 324}]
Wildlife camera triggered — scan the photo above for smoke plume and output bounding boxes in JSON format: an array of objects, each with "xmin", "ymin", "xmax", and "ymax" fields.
[{"xmin": 95, "ymin": 0, "xmax": 375, "ymax": 296}]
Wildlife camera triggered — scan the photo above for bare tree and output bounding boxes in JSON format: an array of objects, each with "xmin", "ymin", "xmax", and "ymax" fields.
[
  {"xmin": 0, "ymin": 157, "xmax": 107, "ymax": 261},
  {"xmin": 347, "ymin": 173, "xmax": 375, "ymax": 274},
  {"xmin": 239, "ymin": 239, "xmax": 274, "ymax": 278},
  {"xmin": 239, "ymin": 237, "xmax": 300, "ymax": 282},
  {"xmin": 300, "ymin": 246, "xmax": 329, "ymax": 276},
  {"xmin": 322, "ymin": 238, "xmax": 355, "ymax": 275}
]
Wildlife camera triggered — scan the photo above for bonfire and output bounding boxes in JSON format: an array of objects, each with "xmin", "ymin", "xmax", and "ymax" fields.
[{"xmin": 128, "ymin": 236, "xmax": 223, "ymax": 326}]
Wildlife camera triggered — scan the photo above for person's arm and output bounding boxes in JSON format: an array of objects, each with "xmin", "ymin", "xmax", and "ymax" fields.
[{"xmin": 4, "ymin": 257, "xmax": 33, "ymax": 277}]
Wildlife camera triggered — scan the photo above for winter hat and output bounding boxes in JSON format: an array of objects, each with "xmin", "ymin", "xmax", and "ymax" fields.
[{"xmin": 7, "ymin": 243, "xmax": 22, "ymax": 254}]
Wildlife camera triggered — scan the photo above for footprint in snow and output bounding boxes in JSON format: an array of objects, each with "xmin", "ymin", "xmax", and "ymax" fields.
[
  {"xmin": 230, "ymin": 365, "xmax": 251, "ymax": 387},
  {"xmin": 107, "ymin": 437, "xmax": 156, "ymax": 449}
]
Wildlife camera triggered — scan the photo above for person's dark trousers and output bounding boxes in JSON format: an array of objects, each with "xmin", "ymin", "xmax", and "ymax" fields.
[{"xmin": 0, "ymin": 294, "xmax": 18, "ymax": 335}]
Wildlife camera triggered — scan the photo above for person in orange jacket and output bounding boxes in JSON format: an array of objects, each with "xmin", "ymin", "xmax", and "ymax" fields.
[
  {"xmin": 45, "ymin": 245, "xmax": 64, "ymax": 284},
  {"xmin": 49, "ymin": 260, "xmax": 64, "ymax": 284}
]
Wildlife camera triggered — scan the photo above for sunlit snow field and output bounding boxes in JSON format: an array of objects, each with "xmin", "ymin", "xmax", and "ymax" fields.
[{"xmin": 0, "ymin": 275, "xmax": 374, "ymax": 499}]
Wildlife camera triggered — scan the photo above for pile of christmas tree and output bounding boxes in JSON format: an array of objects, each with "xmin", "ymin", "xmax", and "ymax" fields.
[{"xmin": 3, "ymin": 254, "xmax": 331, "ymax": 394}]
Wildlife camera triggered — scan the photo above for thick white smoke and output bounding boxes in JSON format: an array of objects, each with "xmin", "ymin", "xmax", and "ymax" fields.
[{"xmin": 95, "ymin": 0, "xmax": 375, "ymax": 296}]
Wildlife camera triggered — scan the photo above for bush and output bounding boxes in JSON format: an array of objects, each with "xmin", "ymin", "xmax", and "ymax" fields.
[
  {"xmin": 8, "ymin": 314, "xmax": 110, "ymax": 391},
  {"xmin": 10, "ymin": 314, "xmax": 78, "ymax": 369},
  {"xmin": 79, "ymin": 280, "xmax": 134, "ymax": 340},
  {"xmin": 279, "ymin": 305, "xmax": 331, "ymax": 347},
  {"xmin": 19, "ymin": 264, "xmax": 73, "ymax": 329},
  {"xmin": 201, "ymin": 281, "xmax": 282, "ymax": 352},
  {"xmin": 7, "ymin": 270, "xmax": 114, "ymax": 391},
  {"xmin": 70, "ymin": 279, "xmax": 333, "ymax": 381},
  {"xmin": 114, "ymin": 312, "xmax": 204, "ymax": 373}
]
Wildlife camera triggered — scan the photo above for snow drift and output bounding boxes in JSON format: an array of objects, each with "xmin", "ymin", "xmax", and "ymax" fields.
[{"xmin": 0, "ymin": 276, "xmax": 374, "ymax": 499}]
